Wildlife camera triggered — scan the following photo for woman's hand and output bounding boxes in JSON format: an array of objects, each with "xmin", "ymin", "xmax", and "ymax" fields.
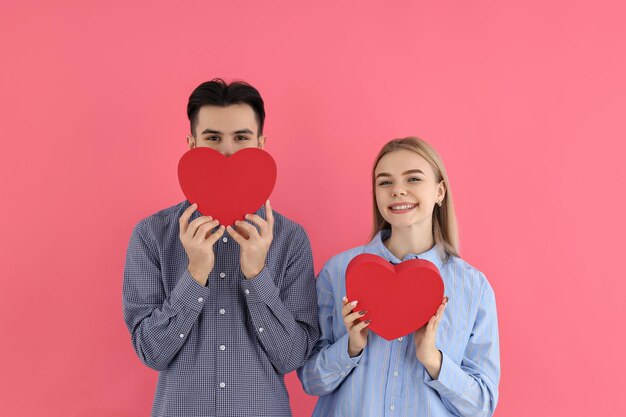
[
  {"xmin": 413, "ymin": 296, "xmax": 448, "ymax": 379},
  {"xmin": 342, "ymin": 297, "xmax": 370, "ymax": 357}
]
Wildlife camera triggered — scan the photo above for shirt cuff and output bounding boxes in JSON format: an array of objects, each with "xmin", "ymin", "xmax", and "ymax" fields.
[
  {"xmin": 424, "ymin": 350, "xmax": 466, "ymax": 397},
  {"xmin": 240, "ymin": 267, "xmax": 279, "ymax": 304},
  {"xmin": 325, "ymin": 332, "xmax": 362, "ymax": 375},
  {"xmin": 169, "ymin": 269, "xmax": 210, "ymax": 313}
]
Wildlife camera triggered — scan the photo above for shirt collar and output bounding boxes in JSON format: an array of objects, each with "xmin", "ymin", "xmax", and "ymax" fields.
[{"xmin": 364, "ymin": 229, "xmax": 444, "ymax": 270}]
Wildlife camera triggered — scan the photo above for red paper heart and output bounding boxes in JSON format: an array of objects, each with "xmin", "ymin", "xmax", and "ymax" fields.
[
  {"xmin": 346, "ymin": 253, "xmax": 444, "ymax": 341},
  {"xmin": 177, "ymin": 147, "xmax": 277, "ymax": 226}
]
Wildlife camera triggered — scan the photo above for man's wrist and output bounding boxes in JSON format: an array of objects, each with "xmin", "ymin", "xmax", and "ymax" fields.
[{"xmin": 188, "ymin": 266, "xmax": 209, "ymax": 285}]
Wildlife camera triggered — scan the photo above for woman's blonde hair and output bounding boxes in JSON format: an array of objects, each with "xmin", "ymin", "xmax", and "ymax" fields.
[{"xmin": 371, "ymin": 137, "xmax": 460, "ymax": 259}]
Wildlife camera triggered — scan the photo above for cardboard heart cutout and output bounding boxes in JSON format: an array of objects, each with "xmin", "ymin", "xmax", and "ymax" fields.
[
  {"xmin": 178, "ymin": 147, "xmax": 277, "ymax": 226},
  {"xmin": 346, "ymin": 253, "xmax": 444, "ymax": 341}
]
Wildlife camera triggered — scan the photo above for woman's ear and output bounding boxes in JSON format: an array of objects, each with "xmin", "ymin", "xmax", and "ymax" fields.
[
  {"xmin": 186, "ymin": 135, "xmax": 196, "ymax": 149},
  {"xmin": 437, "ymin": 181, "xmax": 447, "ymax": 203}
]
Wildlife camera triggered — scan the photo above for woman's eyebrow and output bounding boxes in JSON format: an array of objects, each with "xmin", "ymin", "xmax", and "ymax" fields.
[
  {"xmin": 376, "ymin": 169, "xmax": 424, "ymax": 179},
  {"xmin": 403, "ymin": 169, "xmax": 424, "ymax": 175}
]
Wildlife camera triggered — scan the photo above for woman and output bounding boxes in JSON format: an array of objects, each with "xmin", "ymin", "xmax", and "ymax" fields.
[{"xmin": 298, "ymin": 137, "xmax": 500, "ymax": 416}]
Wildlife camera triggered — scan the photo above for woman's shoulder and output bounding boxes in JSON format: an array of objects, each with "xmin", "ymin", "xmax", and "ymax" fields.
[
  {"xmin": 443, "ymin": 255, "xmax": 494, "ymax": 292},
  {"xmin": 318, "ymin": 244, "xmax": 370, "ymax": 277}
]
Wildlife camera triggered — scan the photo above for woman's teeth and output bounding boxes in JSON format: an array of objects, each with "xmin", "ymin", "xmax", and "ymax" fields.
[{"xmin": 391, "ymin": 204, "xmax": 415, "ymax": 210}]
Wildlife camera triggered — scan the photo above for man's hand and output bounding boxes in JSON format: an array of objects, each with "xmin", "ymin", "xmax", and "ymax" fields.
[
  {"xmin": 227, "ymin": 200, "xmax": 274, "ymax": 279},
  {"xmin": 179, "ymin": 203, "xmax": 225, "ymax": 285}
]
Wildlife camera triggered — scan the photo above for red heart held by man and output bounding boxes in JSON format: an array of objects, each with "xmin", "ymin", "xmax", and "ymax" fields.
[
  {"xmin": 346, "ymin": 253, "xmax": 444, "ymax": 341},
  {"xmin": 178, "ymin": 147, "xmax": 277, "ymax": 226}
]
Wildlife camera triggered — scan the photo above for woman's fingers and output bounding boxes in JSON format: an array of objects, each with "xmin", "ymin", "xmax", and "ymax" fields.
[
  {"xmin": 344, "ymin": 310, "xmax": 367, "ymax": 325},
  {"xmin": 352, "ymin": 319, "xmax": 371, "ymax": 333},
  {"xmin": 342, "ymin": 299, "xmax": 358, "ymax": 317}
]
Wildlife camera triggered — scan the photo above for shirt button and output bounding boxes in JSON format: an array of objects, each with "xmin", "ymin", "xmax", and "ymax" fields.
[
  {"xmin": 390, "ymin": 405, "xmax": 395, "ymax": 411},
  {"xmin": 258, "ymin": 327, "xmax": 264, "ymax": 333},
  {"xmin": 179, "ymin": 333, "xmax": 184, "ymax": 338},
  {"xmin": 245, "ymin": 289, "xmax": 250, "ymax": 295},
  {"xmin": 340, "ymin": 372, "xmax": 345, "ymax": 376},
  {"xmin": 222, "ymin": 237, "xmax": 228, "ymax": 243},
  {"xmin": 219, "ymin": 382, "xmax": 225, "ymax": 388},
  {"xmin": 198, "ymin": 297, "xmax": 204, "ymax": 303},
  {"xmin": 219, "ymin": 308, "xmax": 226, "ymax": 315},
  {"xmin": 219, "ymin": 272, "xmax": 226, "ymax": 278},
  {"xmin": 397, "ymin": 337, "xmax": 403, "ymax": 341},
  {"xmin": 345, "ymin": 365, "xmax": 351, "ymax": 369},
  {"xmin": 219, "ymin": 345, "xmax": 226, "ymax": 351},
  {"xmin": 393, "ymin": 371, "xmax": 399, "ymax": 377}
]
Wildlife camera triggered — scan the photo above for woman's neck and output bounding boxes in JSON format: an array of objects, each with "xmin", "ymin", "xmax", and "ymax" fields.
[{"xmin": 384, "ymin": 224, "xmax": 435, "ymax": 260}]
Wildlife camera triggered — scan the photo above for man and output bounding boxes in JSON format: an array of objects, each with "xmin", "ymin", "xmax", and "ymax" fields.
[{"xmin": 123, "ymin": 79, "xmax": 319, "ymax": 417}]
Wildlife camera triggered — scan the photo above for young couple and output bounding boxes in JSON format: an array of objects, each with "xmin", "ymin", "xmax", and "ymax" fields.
[{"xmin": 123, "ymin": 79, "xmax": 500, "ymax": 417}]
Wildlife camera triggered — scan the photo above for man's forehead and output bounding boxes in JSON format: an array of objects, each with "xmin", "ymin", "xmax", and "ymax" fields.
[{"xmin": 196, "ymin": 104, "xmax": 258, "ymax": 131}]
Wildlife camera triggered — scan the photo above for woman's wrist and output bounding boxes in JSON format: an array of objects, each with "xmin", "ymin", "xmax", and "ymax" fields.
[{"xmin": 418, "ymin": 348, "xmax": 443, "ymax": 379}]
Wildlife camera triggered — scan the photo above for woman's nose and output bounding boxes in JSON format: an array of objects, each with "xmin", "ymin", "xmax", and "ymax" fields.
[{"xmin": 391, "ymin": 187, "xmax": 407, "ymax": 197}]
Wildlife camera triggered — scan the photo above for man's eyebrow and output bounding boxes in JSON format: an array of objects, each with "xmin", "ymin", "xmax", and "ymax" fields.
[
  {"xmin": 200, "ymin": 128, "xmax": 255, "ymax": 135},
  {"xmin": 201, "ymin": 129, "xmax": 222, "ymax": 135},
  {"xmin": 375, "ymin": 169, "xmax": 425, "ymax": 178}
]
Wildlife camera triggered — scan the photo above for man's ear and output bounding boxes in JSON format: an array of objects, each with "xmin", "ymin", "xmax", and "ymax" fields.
[
  {"xmin": 258, "ymin": 135, "xmax": 267, "ymax": 149},
  {"xmin": 186, "ymin": 135, "xmax": 196, "ymax": 149}
]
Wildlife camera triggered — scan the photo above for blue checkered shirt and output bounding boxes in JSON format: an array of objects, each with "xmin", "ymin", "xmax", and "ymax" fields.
[{"xmin": 123, "ymin": 201, "xmax": 319, "ymax": 417}]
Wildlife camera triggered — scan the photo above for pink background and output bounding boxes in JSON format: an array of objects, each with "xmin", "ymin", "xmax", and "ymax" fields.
[{"xmin": 1, "ymin": 1, "xmax": 625, "ymax": 416}]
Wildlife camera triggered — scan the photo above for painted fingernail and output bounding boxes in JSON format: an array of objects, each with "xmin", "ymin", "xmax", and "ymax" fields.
[
  {"xmin": 358, "ymin": 310, "xmax": 367, "ymax": 315},
  {"xmin": 350, "ymin": 301, "xmax": 358, "ymax": 307},
  {"xmin": 364, "ymin": 320, "xmax": 372, "ymax": 324}
]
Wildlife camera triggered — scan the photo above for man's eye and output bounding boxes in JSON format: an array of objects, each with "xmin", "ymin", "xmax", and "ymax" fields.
[
  {"xmin": 205, "ymin": 136, "xmax": 220, "ymax": 141},
  {"xmin": 235, "ymin": 136, "xmax": 249, "ymax": 141}
]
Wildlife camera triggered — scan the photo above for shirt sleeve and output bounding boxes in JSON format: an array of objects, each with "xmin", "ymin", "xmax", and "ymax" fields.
[
  {"xmin": 240, "ymin": 227, "xmax": 320, "ymax": 375},
  {"xmin": 122, "ymin": 221, "xmax": 209, "ymax": 371},
  {"xmin": 424, "ymin": 277, "xmax": 500, "ymax": 417},
  {"xmin": 297, "ymin": 266, "xmax": 362, "ymax": 396}
]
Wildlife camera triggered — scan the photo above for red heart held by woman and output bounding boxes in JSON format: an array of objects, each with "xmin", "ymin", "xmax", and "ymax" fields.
[
  {"xmin": 178, "ymin": 147, "xmax": 277, "ymax": 226},
  {"xmin": 346, "ymin": 253, "xmax": 444, "ymax": 341}
]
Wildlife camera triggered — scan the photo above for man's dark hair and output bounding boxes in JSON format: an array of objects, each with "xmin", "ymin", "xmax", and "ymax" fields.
[{"xmin": 187, "ymin": 78, "xmax": 266, "ymax": 136}]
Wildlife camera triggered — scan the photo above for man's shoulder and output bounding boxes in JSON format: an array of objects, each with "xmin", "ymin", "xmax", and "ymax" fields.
[{"xmin": 133, "ymin": 201, "xmax": 187, "ymax": 236}]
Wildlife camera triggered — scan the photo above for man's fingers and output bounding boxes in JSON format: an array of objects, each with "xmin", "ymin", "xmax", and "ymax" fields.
[
  {"xmin": 265, "ymin": 200, "xmax": 274, "ymax": 229},
  {"xmin": 205, "ymin": 225, "xmax": 226, "ymax": 246},
  {"xmin": 187, "ymin": 216, "xmax": 214, "ymax": 238},
  {"xmin": 226, "ymin": 226, "xmax": 246, "ymax": 245},
  {"xmin": 244, "ymin": 214, "xmax": 269, "ymax": 236},
  {"xmin": 195, "ymin": 220, "xmax": 220, "ymax": 240},
  {"xmin": 179, "ymin": 203, "xmax": 198, "ymax": 236},
  {"xmin": 234, "ymin": 220, "xmax": 259, "ymax": 239}
]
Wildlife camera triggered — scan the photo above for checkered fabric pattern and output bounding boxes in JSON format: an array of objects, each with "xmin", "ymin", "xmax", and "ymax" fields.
[{"xmin": 123, "ymin": 200, "xmax": 319, "ymax": 417}]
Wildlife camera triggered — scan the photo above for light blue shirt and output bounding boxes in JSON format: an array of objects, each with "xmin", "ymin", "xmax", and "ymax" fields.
[{"xmin": 298, "ymin": 230, "xmax": 500, "ymax": 417}]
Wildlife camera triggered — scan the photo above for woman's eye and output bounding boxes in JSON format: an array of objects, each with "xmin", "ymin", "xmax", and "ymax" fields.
[
  {"xmin": 378, "ymin": 180, "xmax": 391, "ymax": 186},
  {"xmin": 407, "ymin": 177, "xmax": 421, "ymax": 182}
]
